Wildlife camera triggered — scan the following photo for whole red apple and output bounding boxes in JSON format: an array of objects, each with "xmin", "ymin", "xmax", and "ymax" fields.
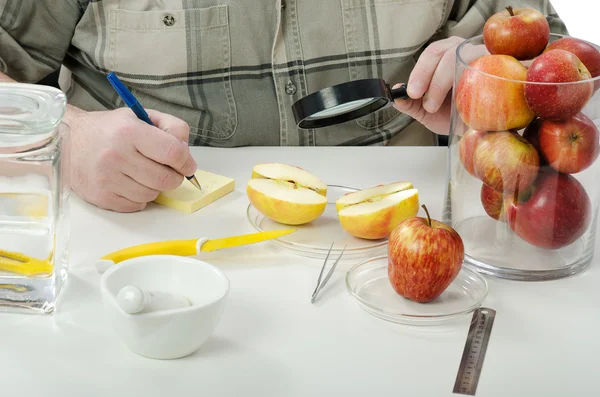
[
  {"xmin": 459, "ymin": 128, "xmax": 487, "ymax": 177},
  {"xmin": 525, "ymin": 49, "xmax": 594, "ymax": 120},
  {"xmin": 522, "ymin": 117, "xmax": 549, "ymax": 166},
  {"xmin": 545, "ymin": 36, "xmax": 600, "ymax": 90},
  {"xmin": 480, "ymin": 183, "xmax": 505, "ymax": 221},
  {"xmin": 387, "ymin": 204, "xmax": 464, "ymax": 303},
  {"xmin": 483, "ymin": 6, "xmax": 549, "ymax": 60},
  {"xmin": 456, "ymin": 54, "xmax": 535, "ymax": 131},
  {"xmin": 473, "ymin": 130, "xmax": 540, "ymax": 193},
  {"xmin": 504, "ymin": 168, "xmax": 592, "ymax": 249},
  {"xmin": 537, "ymin": 112, "xmax": 600, "ymax": 174}
]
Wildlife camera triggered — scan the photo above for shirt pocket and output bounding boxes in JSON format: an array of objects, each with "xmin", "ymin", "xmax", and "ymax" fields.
[
  {"xmin": 341, "ymin": 0, "xmax": 445, "ymax": 130},
  {"xmin": 106, "ymin": 5, "xmax": 237, "ymax": 140}
]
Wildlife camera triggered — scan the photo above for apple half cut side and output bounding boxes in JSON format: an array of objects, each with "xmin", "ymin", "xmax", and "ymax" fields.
[
  {"xmin": 335, "ymin": 181, "xmax": 413, "ymax": 212},
  {"xmin": 247, "ymin": 178, "xmax": 328, "ymax": 225},
  {"xmin": 251, "ymin": 163, "xmax": 328, "ymax": 196},
  {"xmin": 337, "ymin": 187, "xmax": 419, "ymax": 240}
]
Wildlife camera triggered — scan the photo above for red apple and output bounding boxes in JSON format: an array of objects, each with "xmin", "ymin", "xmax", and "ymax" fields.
[
  {"xmin": 473, "ymin": 130, "xmax": 540, "ymax": 193},
  {"xmin": 459, "ymin": 128, "xmax": 487, "ymax": 177},
  {"xmin": 456, "ymin": 54, "xmax": 535, "ymax": 131},
  {"xmin": 504, "ymin": 168, "xmax": 592, "ymax": 249},
  {"xmin": 545, "ymin": 36, "xmax": 600, "ymax": 90},
  {"xmin": 480, "ymin": 183, "xmax": 505, "ymax": 221},
  {"xmin": 483, "ymin": 6, "xmax": 549, "ymax": 60},
  {"xmin": 525, "ymin": 49, "xmax": 594, "ymax": 120},
  {"xmin": 387, "ymin": 204, "xmax": 464, "ymax": 303},
  {"xmin": 522, "ymin": 117, "xmax": 548, "ymax": 166},
  {"xmin": 537, "ymin": 112, "xmax": 600, "ymax": 174}
]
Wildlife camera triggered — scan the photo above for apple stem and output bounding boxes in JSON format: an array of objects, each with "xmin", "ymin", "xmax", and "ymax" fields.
[
  {"xmin": 506, "ymin": 6, "xmax": 514, "ymax": 16},
  {"xmin": 421, "ymin": 204, "xmax": 432, "ymax": 227}
]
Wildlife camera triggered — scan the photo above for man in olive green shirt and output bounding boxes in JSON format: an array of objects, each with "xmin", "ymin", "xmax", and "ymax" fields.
[{"xmin": 0, "ymin": 0, "xmax": 567, "ymax": 212}]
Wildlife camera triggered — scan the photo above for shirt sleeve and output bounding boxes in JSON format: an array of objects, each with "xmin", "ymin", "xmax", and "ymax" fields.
[
  {"xmin": 437, "ymin": 0, "xmax": 568, "ymax": 41},
  {"xmin": 0, "ymin": 0, "xmax": 84, "ymax": 83}
]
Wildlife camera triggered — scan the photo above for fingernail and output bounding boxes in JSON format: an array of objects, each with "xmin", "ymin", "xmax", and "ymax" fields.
[
  {"xmin": 407, "ymin": 81, "xmax": 424, "ymax": 98},
  {"xmin": 181, "ymin": 140, "xmax": 189, "ymax": 146}
]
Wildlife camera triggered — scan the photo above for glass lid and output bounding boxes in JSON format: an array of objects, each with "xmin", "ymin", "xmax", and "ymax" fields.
[{"xmin": 0, "ymin": 82, "xmax": 66, "ymax": 148}]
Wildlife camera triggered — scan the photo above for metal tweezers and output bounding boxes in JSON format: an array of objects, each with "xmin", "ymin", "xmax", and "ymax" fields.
[{"xmin": 311, "ymin": 242, "xmax": 346, "ymax": 304}]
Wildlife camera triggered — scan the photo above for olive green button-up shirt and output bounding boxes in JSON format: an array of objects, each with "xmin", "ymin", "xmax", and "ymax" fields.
[{"xmin": 0, "ymin": 0, "xmax": 566, "ymax": 147}]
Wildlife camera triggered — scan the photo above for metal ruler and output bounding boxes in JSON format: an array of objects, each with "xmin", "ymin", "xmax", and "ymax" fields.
[{"xmin": 453, "ymin": 307, "xmax": 496, "ymax": 395}]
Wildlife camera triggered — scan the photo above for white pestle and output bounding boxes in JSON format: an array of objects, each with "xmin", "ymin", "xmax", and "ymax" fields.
[{"xmin": 116, "ymin": 285, "xmax": 191, "ymax": 314}]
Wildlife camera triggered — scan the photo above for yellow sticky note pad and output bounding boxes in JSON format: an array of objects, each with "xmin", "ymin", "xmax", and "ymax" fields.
[
  {"xmin": 153, "ymin": 170, "xmax": 235, "ymax": 214},
  {"xmin": 0, "ymin": 193, "xmax": 49, "ymax": 218}
]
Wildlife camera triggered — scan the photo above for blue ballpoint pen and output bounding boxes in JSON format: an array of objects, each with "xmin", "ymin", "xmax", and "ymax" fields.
[{"xmin": 106, "ymin": 72, "xmax": 202, "ymax": 191}]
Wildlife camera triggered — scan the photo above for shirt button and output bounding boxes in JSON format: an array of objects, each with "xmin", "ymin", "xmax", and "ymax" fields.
[
  {"xmin": 162, "ymin": 14, "xmax": 176, "ymax": 26},
  {"xmin": 285, "ymin": 81, "xmax": 296, "ymax": 95}
]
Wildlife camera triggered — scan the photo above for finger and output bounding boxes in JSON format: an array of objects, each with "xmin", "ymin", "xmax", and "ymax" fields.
[
  {"xmin": 146, "ymin": 109, "xmax": 191, "ymax": 143},
  {"xmin": 93, "ymin": 165, "xmax": 160, "ymax": 204},
  {"xmin": 121, "ymin": 149, "xmax": 184, "ymax": 192},
  {"xmin": 422, "ymin": 48, "xmax": 457, "ymax": 113},
  {"xmin": 131, "ymin": 124, "xmax": 197, "ymax": 177},
  {"xmin": 94, "ymin": 192, "xmax": 147, "ymax": 213},
  {"xmin": 407, "ymin": 37, "xmax": 463, "ymax": 99},
  {"xmin": 112, "ymin": 173, "xmax": 161, "ymax": 204},
  {"xmin": 458, "ymin": 42, "xmax": 490, "ymax": 65},
  {"xmin": 391, "ymin": 84, "xmax": 427, "ymax": 123}
]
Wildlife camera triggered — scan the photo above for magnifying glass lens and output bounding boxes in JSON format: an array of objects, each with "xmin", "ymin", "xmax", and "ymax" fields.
[
  {"xmin": 306, "ymin": 98, "xmax": 380, "ymax": 120},
  {"xmin": 292, "ymin": 79, "xmax": 408, "ymax": 128}
]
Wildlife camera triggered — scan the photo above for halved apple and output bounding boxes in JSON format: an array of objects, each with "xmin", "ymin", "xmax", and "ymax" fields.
[
  {"xmin": 336, "ymin": 181, "xmax": 413, "ymax": 212},
  {"xmin": 336, "ymin": 183, "xmax": 419, "ymax": 240},
  {"xmin": 251, "ymin": 163, "xmax": 327, "ymax": 196},
  {"xmin": 246, "ymin": 163, "xmax": 328, "ymax": 225}
]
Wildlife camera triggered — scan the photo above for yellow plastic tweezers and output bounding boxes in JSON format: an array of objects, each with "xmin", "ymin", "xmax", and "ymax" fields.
[{"xmin": 0, "ymin": 249, "xmax": 53, "ymax": 276}]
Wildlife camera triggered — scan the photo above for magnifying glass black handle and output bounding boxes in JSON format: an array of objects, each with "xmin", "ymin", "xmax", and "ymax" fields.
[{"xmin": 390, "ymin": 84, "xmax": 409, "ymax": 100}]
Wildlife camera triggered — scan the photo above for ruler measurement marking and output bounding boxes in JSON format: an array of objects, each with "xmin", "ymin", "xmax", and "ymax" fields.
[{"xmin": 453, "ymin": 308, "xmax": 496, "ymax": 395}]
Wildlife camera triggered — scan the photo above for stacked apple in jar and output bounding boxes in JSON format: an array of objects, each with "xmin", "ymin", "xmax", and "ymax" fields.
[{"xmin": 450, "ymin": 7, "xmax": 600, "ymax": 274}]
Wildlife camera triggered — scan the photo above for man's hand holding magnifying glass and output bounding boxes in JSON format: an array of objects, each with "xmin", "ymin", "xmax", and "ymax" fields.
[{"xmin": 392, "ymin": 36, "xmax": 488, "ymax": 135}]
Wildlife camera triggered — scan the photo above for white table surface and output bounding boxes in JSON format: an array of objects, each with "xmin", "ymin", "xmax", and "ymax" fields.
[{"xmin": 2, "ymin": 146, "xmax": 599, "ymax": 396}]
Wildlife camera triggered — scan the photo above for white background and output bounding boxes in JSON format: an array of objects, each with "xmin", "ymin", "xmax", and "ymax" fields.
[{"xmin": 551, "ymin": 0, "xmax": 599, "ymax": 44}]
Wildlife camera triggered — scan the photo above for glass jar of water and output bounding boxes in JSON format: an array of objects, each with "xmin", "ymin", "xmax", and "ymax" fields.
[{"xmin": 0, "ymin": 82, "xmax": 70, "ymax": 313}]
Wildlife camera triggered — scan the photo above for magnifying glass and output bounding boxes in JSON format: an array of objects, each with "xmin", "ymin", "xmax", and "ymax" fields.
[{"xmin": 291, "ymin": 78, "xmax": 409, "ymax": 129}]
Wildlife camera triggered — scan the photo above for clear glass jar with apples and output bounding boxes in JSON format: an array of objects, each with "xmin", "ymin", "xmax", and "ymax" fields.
[{"xmin": 445, "ymin": 7, "xmax": 600, "ymax": 281}]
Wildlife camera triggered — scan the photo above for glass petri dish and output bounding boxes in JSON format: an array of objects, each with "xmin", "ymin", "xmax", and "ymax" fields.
[
  {"xmin": 246, "ymin": 185, "xmax": 388, "ymax": 260},
  {"xmin": 346, "ymin": 256, "xmax": 488, "ymax": 325}
]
